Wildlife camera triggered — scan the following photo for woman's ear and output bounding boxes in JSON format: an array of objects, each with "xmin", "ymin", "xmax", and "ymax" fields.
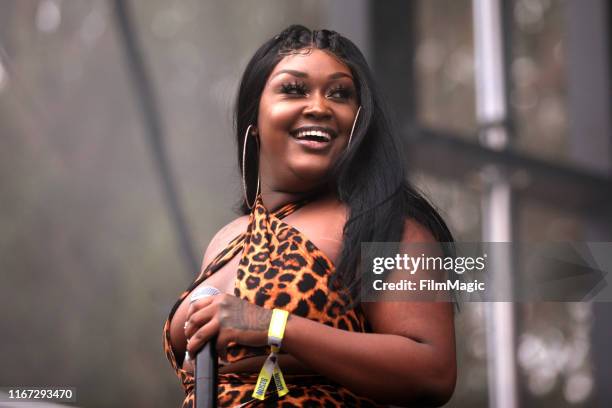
[{"xmin": 252, "ymin": 127, "xmax": 260, "ymax": 144}]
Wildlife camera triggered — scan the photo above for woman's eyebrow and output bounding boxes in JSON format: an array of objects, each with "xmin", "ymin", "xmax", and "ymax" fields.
[{"xmin": 271, "ymin": 69, "xmax": 353, "ymax": 80}]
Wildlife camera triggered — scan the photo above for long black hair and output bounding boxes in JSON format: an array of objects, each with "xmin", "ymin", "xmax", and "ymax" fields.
[{"xmin": 234, "ymin": 25, "xmax": 455, "ymax": 301}]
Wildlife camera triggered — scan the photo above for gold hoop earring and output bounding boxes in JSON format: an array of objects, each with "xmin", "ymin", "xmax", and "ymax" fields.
[
  {"xmin": 241, "ymin": 125, "xmax": 260, "ymax": 209},
  {"xmin": 347, "ymin": 106, "xmax": 362, "ymax": 148}
]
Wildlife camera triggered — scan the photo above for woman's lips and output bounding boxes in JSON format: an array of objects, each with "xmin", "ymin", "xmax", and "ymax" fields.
[
  {"xmin": 293, "ymin": 138, "xmax": 331, "ymax": 151},
  {"xmin": 291, "ymin": 136, "xmax": 332, "ymax": 151}
]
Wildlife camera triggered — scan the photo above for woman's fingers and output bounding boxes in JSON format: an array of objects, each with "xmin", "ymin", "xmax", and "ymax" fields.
[
  {"xmin": 186, "ymin": 295, "xmax": 215, "ymax": 319},
  {"xmin": 186, "ymin": 317, "xmax": 221, "ymax": 357},
  {"xmin": 184, "ymin": 294, "xmax": 270, "ymax": 358},
  {"xmin": 185, "ymin": 302, "xmax": 217, "ymax": 339}
]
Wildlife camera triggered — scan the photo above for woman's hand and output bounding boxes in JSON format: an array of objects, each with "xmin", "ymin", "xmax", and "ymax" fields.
[{"xmin": 184, "ymin": 294, "xmax": 272, "ymax": 361}]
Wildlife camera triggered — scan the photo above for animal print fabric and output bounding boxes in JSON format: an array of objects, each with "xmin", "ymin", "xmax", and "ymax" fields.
[{"xmin": 163, "ymin": 195, "xmax": 385, "ymax": 407}]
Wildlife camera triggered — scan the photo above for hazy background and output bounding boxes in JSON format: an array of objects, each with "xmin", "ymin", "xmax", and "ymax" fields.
[{"xmin": 1, "ymin": 1, "xmax": 610, "ymax": 407}]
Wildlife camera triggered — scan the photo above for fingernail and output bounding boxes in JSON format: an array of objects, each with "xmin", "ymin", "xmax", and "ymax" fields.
[{"xmin": 184, "ymin": 351, "xmax": 190, "ymax": 362}]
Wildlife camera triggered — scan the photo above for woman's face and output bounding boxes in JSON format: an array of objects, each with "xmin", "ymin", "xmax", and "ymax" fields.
[{"xmin": 256, "ymin": 48, "xmax": 359, "ymax": 194}]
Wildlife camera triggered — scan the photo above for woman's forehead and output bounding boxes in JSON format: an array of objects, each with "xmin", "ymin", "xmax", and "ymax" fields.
[{"xmin": 270, "ymin": 49, "xmax": 352, "ymax": 78}]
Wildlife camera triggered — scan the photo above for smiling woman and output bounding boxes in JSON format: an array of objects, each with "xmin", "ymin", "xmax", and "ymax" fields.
[
  {"xmin": 162, "ymin": 25, "xmax": 457, "ymax": 407},
  {"xmin": 257, "ymin": 49, "xmax": 359, "ymax": 195}
]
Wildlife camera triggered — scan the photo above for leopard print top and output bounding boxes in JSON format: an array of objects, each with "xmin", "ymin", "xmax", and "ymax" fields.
[{"xmin": 162, "ymin": 195, "xmax": 385, "ymax": 407}]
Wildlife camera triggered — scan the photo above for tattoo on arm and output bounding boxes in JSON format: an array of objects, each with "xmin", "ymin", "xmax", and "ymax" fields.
[{"xmin": 226, "ymin": 300, "xmax": 272, "ymax": 331}]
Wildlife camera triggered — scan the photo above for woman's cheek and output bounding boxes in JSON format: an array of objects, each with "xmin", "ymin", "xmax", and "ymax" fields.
[{"xmin": 267, "ymin": 102, "xmax": 299, "ymax": 130}]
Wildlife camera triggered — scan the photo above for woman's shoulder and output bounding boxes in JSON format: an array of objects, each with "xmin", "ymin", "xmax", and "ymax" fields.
[
  {"xmin": 398, "ymin": 217, "xmax": 444, "ymax": 259},
  {"xmin": 401, "ymin": 217, "xmax": 438, "ymax": 243},
  {"xmin": 201, "ymin": 215, "xmax": 250, "ymax": 268}
]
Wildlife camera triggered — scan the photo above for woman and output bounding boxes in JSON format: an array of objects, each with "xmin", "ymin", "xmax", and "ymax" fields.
[{"xmin": 163, "ymin": 25, "xmax": 456, "ymax": 407}]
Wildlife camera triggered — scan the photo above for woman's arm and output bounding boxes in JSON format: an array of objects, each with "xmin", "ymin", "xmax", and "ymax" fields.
[
  {"xmin": 281, "ymin": 219, "xmax": 456, "ymax": 406},
  {"xmin": 282, "ymin": 300, "xmax": 455, "ymax": 406},
  {"xmin": 185, "ymin": 219, "xmax": 456, "ymax": 406}
]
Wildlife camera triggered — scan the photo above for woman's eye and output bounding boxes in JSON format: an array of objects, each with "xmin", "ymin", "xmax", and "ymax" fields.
[
  {"xmin": 280, "ymin": 82, "xmax": 307, "ymax": 95},
  {"xmin": 328, "ymin": 87, "xmax": 352, "ymax": 99},
  {"xmin": 279, "ymin": 82, "xmax": 353, "ymax": 100}
]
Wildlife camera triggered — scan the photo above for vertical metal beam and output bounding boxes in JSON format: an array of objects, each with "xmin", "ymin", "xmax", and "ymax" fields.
[
  {"xmin": 369, "ymin": 0, "xmax": 417, "ymax": 122},
  {"xmin": 473, "ymin": 1, "xmax": 518, "ymax": 407},
  {"xmin": 565, "ymin": 0, "xmax": 612, "ymax": 405},
  {"xmin": 113, "ymin": 0, "xmax": 199, "ymax": 276},
  {"xmin": 565, "ymin": 0, "xmax": 611, "ymax": 175}
]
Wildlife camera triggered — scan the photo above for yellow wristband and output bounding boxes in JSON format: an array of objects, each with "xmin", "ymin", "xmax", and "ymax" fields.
[
  {"xmin": 252, "ymin": 309, "xmax": 290, "ymax": 400},
  {"xmin": 268, "ymin": 309, "xmax": 289, "ymax": 348}
]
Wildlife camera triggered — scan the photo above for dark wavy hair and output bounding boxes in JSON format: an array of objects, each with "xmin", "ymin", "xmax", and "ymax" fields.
[{"xmin": 234, "ymin": 24, "xmax": 455, "ymax": 301}]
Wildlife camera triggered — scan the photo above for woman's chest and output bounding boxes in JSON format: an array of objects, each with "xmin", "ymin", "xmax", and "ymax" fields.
[{"xmin": 169, "ymin": 255, "xmax": 241, "ymax": 352}]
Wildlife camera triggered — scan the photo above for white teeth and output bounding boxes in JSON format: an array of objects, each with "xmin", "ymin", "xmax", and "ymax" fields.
[{"xmin": 295, "ymin": 130, "xmax": 331, "ymax": 140}]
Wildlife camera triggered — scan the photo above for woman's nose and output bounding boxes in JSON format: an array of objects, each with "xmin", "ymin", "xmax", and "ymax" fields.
[{"xmin": 303, "ymin": 92, "xmax": 332, "ymax": 118}]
